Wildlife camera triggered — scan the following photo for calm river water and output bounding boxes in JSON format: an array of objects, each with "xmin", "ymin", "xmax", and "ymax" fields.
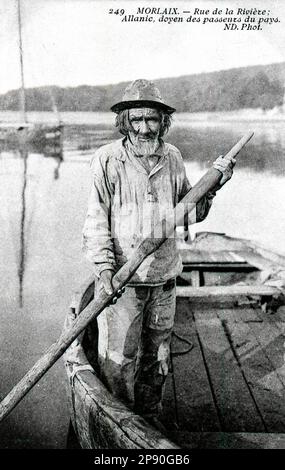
[{"xmin": 0, "ymin": 112, "xmax": 285, "ymax": 448}]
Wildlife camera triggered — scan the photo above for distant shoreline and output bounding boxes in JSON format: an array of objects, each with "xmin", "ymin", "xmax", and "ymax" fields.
[{"xmin": 0, "ymin": 109, "xmax": 285, "ymax": 126}]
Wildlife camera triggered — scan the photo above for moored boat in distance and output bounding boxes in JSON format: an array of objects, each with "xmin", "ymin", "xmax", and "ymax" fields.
[
  {"xmin": 0, "ymin": 122, "xmax": 63, "ymax": 145},
  {"xmin": 64, "ymin": 232, "xmax": 285, "ymax": 449},
  {"xmin": 0, "ymin": 0, "xmax": 63, "ymax": 147}
]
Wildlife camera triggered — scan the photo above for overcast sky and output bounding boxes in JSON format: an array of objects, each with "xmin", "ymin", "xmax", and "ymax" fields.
[{"xmin": 0, "ymin": 0, "xmax": 284, "ymax": 94}]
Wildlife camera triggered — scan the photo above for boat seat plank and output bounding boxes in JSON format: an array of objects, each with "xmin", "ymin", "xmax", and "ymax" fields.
[
  {"xmin": 177, "ymin": 285, "xmax": 281, "ymax": 299},
  {"xmin": 193, "ymin": 306, "xmax": 266, "ymax": 432},
  {"xmin": 221, "ymin": 314, "xmax": 285, "ymax": 432},
  {"xmin": 180, "ymin": 250, "xmax": 248, "ymax": 265},
  {"xmin": 182, "ymin": 263, "xmax": 253, "ymax": 271},
  {"xmin": 163, "ymin": 299, "xmax": 221, "ymax": 433}
]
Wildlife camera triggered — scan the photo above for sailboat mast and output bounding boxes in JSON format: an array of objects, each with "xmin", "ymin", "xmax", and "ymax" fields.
[{"xmin": 17, "ymin": 0, "xmax": 27, "ymax": 123}]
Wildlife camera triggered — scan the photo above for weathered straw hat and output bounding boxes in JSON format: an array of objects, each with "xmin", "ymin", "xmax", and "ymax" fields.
[{"xmin": 111, "ymin": 79, "xmax": 176, "ymax": 114}]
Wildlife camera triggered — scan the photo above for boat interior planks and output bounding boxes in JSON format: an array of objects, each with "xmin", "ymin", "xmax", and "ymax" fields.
[
  {"xmin": 192, "ymin": 305, "xmax": 265, "ymax": 432},
  {"xmin": 163, "ymin": 298, "xmax": 221, "ymax": 433},
  {"xmin": 160, "ymin": 297, "xmax": 285, "ymax": 447},
  {"xmin": 216, "ymin": 311, "xmax": 285, "ymax": 432}
]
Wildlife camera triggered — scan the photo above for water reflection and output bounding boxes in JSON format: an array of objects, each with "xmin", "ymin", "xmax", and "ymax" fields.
[
  {"xmin": 0, "ymin": 140, "xmax": 63, "ymax": 179},
  {"xmin": 18, "ymin": 149, "xmax": 27, "ymax": 308},
  {"xmin": 42, "ymin": 145, "xmax": 63, "ymax": 180},
  {"xmin": 0, "ymin": 142, "xmax": 63, "ymax": 307}
]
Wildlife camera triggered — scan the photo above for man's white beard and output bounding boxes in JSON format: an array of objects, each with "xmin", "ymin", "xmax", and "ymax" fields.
[{"xmin": 128, "ymin": 133, "xmax": 160, "ymax": 157}]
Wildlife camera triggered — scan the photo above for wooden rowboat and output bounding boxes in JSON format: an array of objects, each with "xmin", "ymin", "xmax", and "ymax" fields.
[
  {"xmin": 0, "ymin": 122, "xmax": 63, "ymax": 146},
  {"xmin": 64, "ymin": 232, "xmax": 285, "ymax": 449}
]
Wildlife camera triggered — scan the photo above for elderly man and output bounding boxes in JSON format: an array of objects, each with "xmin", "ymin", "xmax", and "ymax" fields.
[{"xmin": 82, "ymin": 79, "xmax": 235, "ymax": 429}]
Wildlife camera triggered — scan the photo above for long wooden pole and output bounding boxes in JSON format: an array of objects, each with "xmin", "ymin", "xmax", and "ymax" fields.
[{"xmin": 0, "ymin": 131, "xmax": 254, "ymax": 423}]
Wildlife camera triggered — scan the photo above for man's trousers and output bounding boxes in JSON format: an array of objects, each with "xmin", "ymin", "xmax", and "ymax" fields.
[{"xmin": 96, "ymin": 280, "xmax": 176, "ymax": 417}]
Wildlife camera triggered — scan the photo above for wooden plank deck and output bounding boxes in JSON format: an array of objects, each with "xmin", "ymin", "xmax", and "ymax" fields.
[
  {"xmin": 217, "ymin": 312, "xmax": 285, "ymax": 432},
  {"xmin": 162, "ymin": 297, "xmax": 285, "ymax": 448},
  {"xmin": 162, "ymin": 299, "xmax": 221, "ymax": 432}
]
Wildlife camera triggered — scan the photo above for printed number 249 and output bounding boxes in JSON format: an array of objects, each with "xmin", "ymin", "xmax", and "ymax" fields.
[{"xmin": 109, "ymin": 9, "xmax": 125, "ymax": 15}]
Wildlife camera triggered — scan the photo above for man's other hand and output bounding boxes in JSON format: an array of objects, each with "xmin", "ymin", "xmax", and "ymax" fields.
[
  {"xmin": 213, "ymin": 154, "xmax": 236, "ymax": 186},
  {"xmin": 97, "ymin": 269, "xmax": 125, "ymax": 303},
  {"xmin": 98, "ymin": 269, "xmax": 114, "ymax": 296}
]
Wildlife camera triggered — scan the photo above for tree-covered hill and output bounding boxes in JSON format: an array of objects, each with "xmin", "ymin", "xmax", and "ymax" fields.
[{"xmin": 1, "ymin": 62, "xmax": 284, "ymax": 113}]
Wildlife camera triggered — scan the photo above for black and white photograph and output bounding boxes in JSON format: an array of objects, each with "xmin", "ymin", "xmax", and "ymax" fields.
[{"xmin": 0, "ymin": 0, "xmax": 285, "ymax": 457}]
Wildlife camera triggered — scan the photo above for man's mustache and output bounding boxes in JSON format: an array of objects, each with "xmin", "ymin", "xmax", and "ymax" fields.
[{"xmin": 132, "ymin": 130, "xmax": 158, "ymax": 139}]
